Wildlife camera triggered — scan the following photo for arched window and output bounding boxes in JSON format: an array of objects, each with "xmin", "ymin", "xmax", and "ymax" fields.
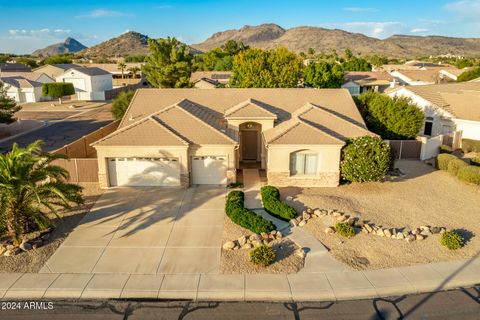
[{"xmin": 290, "ymin": 150, "xmax": 318, "ymax": 176}]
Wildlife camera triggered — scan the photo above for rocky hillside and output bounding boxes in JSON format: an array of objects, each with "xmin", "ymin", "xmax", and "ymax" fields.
[
  {"xmin": 79, "ymin": 31, "xmax": 202, "ymax": 58},
  {"xmin": 192, "ymin": 24, "xmax": 480, "ymax": 57},
  {"xmin": 32, "ymin": 37, "xmax": 86, "ymax": 56}
]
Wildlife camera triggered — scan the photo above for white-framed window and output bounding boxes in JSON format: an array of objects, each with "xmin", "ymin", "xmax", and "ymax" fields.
[
  {"xmin": 424, "ymin": 116, "xmax": 434, "ymax": 136},
  {"xmin": 290, "ymin": 151, "xmax": 318, "ymax": 176}
]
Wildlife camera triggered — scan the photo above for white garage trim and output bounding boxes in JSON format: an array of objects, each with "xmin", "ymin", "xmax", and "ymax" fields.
[
  {"xmin": 191, "ymin": 155, "xmax": 228, "ymax": 185},
  {"xmin": 108, "ymin": 157, "xmax": 180, "ymax": 187}
]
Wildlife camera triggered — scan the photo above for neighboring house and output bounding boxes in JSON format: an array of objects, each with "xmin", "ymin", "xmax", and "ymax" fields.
[
  {"xmin": 0, "ymin": 63, "xmax": 31, "ymax": 73},
  {"xmin": 342, "ymin": 71, "xmax": 396, "ymax": 96},
  {"xmin": 56, "ymin": 67, "xmax": 112, "ymax": 101},
  {"xmin": 388, "ymin": 83, "xmax": 480, "ymax": 140},
  {"xmin": 92, "ymin": 88, "xmax": 375, "ymax": 188},
  {"xmin": 33, "ymin": 64, "xmax": 81, "ymax": 79},
  {"xmin": 190, "ymin": 71, "xmax": 232, "ymax": 88},
  {"xmin": 439, "ymin": 68, "xmax": 471, "ymax": 81},
  {"xmin": 79, "ymin": 63, "xmax": 144, "ymax": 87},
  {"xmin": 390, "ymin": 69, "xmax": 456, "ymax": 86},
  {"xmin": 0, "ymin": 72, "xmax": 54, "ymax": 103}
]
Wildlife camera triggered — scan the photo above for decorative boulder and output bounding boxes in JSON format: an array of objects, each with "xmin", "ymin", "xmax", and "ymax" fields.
[
  {"xmin": 325, "ymin": 227, "xmax": 335, "ymax": 234},
  {"xmin": 223, "ymin": 241, "xmax": 236, "ymax": 250},
  {"xmin": 238, "ymin": 236, "xmax": 247, "ymax": 246},
  {"xmin": 290, "ymin": 219, "xmax": 299, "ymax": 227},
  {"xmin": 299, "ymin": 220, "xmax": 307, "ymax": 227}
]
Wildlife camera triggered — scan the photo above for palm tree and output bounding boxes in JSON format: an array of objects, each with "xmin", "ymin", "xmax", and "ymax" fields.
[
  {"xmin": 128, "ymin": 66, "xmax": 141, "ymax": 79},
  {"xmin": 0, "ymin": 141, "xmax": 83, "ymax": 244},
  {"xmin": 118, "ymin": 62, "xmax": 127, "ymax": 79}
]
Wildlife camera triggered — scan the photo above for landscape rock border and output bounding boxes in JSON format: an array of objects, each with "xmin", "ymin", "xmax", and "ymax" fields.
[{"xmin": 223, "ymin": 230, "xmax": 284, "ymax": 250}]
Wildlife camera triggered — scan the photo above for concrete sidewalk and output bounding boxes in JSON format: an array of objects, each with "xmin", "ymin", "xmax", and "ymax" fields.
[{"xmin": 1, "ymin": 257, "xmax": 479, "ymax": 300}]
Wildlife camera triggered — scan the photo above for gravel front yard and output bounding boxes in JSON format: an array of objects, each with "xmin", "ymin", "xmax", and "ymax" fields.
[
  {"xmin": 283, "ymin": 160, "xmax": 480, "ymax": 270},
  {"xmin": 0, "ymin": 183, "xmax": 104, "ymax": 273},
  {"xmin": 220, "ymin": 217, "xmax": 304, "ymax": 274}
]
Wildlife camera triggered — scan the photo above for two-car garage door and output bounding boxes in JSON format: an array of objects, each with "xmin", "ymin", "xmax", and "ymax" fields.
[
  {"xmin": 108, "ymin": 157, "xmax": 180, "ymax": 187},
  {"xmin": 108, "ymin": 156, "xmax": 228, "ymax": 187}
]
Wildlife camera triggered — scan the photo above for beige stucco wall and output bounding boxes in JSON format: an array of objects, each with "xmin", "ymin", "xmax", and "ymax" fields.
[
  {"xmin": 95, "ymin": 146, "xmax": 189, "ymax": 188},
  {"xmin": 266, "ymin": 144, "xmax": 343, "ymax": 187}
]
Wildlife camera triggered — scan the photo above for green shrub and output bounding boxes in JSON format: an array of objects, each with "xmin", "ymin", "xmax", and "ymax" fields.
[
  {"xmin": 436, "ymin": 153, "xmax": 457, "ymax": 170},
  {"xmin": 439, "ymin": 144, "xmax": 452, "ymax": 154},
  {"xmin": 340, "ymin": 136, "xmax": 392, "ymax": 182},
  {"xmin": 111, "ymin": 90, "xmax": 135, "ymax": 120},
  {"xmin": 250, "ymin": 244, "xmax": 276, "ymax": 266},
  {"xmin": 456, "ymin": 165, "xmax": 480, "ymax": 185},
  {"xmin": 462, "ymin": 139, "xmax": 480, "ymax": 153},
  {"xmin": 41, "ymin": 82, "xmax": 75, "ymax": 98},
  {"xmin": 447, "ymin": 158, "xmax": 468, "ymax": 176},
  {"xmin": 354, "ymin": 92, "xmax": 424, "ymax": 140},
  {"xmin": 457, "ymin": 67, "xmax": 480, "ymax": 82},
  {"xmin": 335, "ymin": 222, "xmax": 356, "ymax": 238},
  {"xmin": 440, "ymin": 231, "xmax": 464, "ymax": 250},
  {"xmin": 260, "ymin": 186, "xmax": 297, "ymax": 221},
  {"xmin": 225, "ymin": 191, "xmax": 275, "ymax": 234}
]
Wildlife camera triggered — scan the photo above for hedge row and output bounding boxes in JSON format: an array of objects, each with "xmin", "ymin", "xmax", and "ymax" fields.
[
  {"xmin": 462, "ymin": 139, "xmax": 480, "ymax": 153},
  {"xmin": 260, "ymin": 186, "xmax": 297, "ymax": 221},
  {"xmin": 225, "ymin": 191, "xmax": 275, "ymax": 234},
  {"xmin": 436, "ymin": 154, "xmax": 480, "ymax": 185}
]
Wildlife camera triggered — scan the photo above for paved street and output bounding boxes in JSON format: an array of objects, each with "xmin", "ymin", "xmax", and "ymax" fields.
[
  {"xmin": 0, "ymin": 104, "xmax": 114, "ymax": 153},
  {"xmin": 0, "ymin": 287, "xmax": 479, "ymax": 319}
]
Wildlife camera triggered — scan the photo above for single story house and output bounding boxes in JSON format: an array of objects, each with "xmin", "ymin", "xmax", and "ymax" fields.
[
  {"xmin": 0, "ymin": 72, "xmax": 54, "ymax": 103},
  {"xmin": 92, "ymin": 88, "xmax": 375, "ymax": 188},
  {"xmin": 190, "ymin": 71, "xmax": 232, "ymax": 88},
  {"xmin": 33, "ymin": 64, "xmax": 81, "ymax": 79},
  {"xmin": 0, "ymin": 63, "xmax": 31, "ymax": 73},
  {"xmin": 342, "ymin": 71, "xmax": 396, "ymax": 96},
  {"xmin": 56, "ymin": 67, "xmax": 112, "ymax": 101},
  {"xmin": 389, "ymin": 69, "xmax": 456, "ymax": 86},
  {"xmin": 388, "ymin": 83, "xmax": 480, "ymax": 140},
  {"xmin": 78, "ymin": 63, "xmax": 144, "ymax": 87}
]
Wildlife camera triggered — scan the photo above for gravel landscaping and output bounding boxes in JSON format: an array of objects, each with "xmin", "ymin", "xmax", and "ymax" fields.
[
  {"xmin": 282, "ymin": 160, "xmax": 480, "ymax": 270},
  {"xmin": 0, "ymin": 183, "xmax": 104, "ymax": 273},
  {"xmin": 220, "ymin": 218, "xmax": 304, "ymax": 274}
]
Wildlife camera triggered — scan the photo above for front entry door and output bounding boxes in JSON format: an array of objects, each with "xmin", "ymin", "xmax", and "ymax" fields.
[{"xmin": 242, "ymin": 131, "xmax": 258, "ymax": 160}]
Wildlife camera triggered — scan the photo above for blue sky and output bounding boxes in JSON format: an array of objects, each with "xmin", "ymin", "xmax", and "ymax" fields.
[{"xmin": 1, "ymin": 0, "xmax": 479, "ymax": 54}]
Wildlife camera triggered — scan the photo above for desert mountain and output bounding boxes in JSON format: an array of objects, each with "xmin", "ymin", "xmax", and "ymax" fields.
[
  {"xmin": 78, "ymin": 31, "xmax": 202, "ymax": 58},
  {"xmin": 32, "ymin": 37, "xmax": 87, "ymax": 56},
  {"xmin": 192, "ymin": 24, "xmax": 480, "ymax": 57}
]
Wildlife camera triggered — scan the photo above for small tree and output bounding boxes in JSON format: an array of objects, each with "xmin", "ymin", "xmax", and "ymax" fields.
[
  {"xmin": 457, "ymin": 67, "xmax": 480, "ymax": 82},
  {"xmin": 143, "ymin": 37, "xmax": 193, "ymax": 88},
  {"xmin": 0, "ymin": 141, "xmax": 83, "ymax": 244},
  {"xmin": 118, "ymin": 62, "xmax": 127, "ymax": 80},
  {"xmin": 304, "ymin": 61, "xmax": 344, "ymax": 88},
  {"xmin": 111, "ymin": 90, "xmax": 135, "ymax": 120},
  {"xmin": 0, "ymin": 82, "xmax": 21, "ymax": 124},
  {"xmin": 42, "ymin": 82, "xmax": 75, "ymax": 104},
  {"xmin": 340, "ymin": 136, "xmax": 392, "ymax": 183},
  {"xmin": 127, "ymin": 66, "xmax": 141, "ymax": 79}
]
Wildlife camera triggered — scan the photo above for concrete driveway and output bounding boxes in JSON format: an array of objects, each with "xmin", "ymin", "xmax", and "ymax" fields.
[{"xmin": 41, "ymin": 186, "xmax": 226, "ymax": 275}]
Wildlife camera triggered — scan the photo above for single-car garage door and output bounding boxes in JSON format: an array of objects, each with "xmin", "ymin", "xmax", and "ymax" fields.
[
  {"xmin": 108, "ymin": 157, "xmax": 180, "ymax": 187},
  {"xmin": 192, "ymin": 156, "xmax": 227, "ymax": 185}
]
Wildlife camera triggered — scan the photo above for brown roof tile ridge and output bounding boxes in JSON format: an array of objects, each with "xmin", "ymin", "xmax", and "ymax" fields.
[
  {"xmin": 91, "ymin": 117, "xmax": 150, "ymax": 146},
  {"xmin": 148, "ymin": 116, "xmax": 190, "ymax": 146},
  {"xmin": 159, "ymin": 98, "xmax": 238, "ymax": 144},
  {"xmin": 224, "ymin": 98, "xmax": 277, "ymax": 118}
]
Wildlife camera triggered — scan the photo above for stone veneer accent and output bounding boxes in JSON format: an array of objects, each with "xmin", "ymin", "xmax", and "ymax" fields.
[
  {"xmin": 98, "ymin": 173, "xmax": 109, "ymax": 189},
  {"xmin": 267, "ymin": 171, "xmax": 340, "ymax": 187},
  {"xmin": 180, "ymin": 173, "xmax": 190, "ymax": 188}
]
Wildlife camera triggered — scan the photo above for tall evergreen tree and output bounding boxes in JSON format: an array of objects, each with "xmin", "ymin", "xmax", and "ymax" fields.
[{"xmin": 0, "ymin": 82, "xmax": 21, "ymax": 124}]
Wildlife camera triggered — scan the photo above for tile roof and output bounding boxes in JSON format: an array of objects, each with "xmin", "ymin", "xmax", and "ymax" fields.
[
  {"xmin": 65, "ymin": 67, "xmax": 111, "ymax": 77},
  {"xmin": 1, "ymin": 77, "xmax": 42, "ymax": 89},
  {"xmin": 344, "ymin": 71, "xmax": 394, "ymax": 86},
  {"xmin": 78, "ymin": 63, "xmax": 144, "ymax": 73},
  {"xmin": 93, "ymin": 116, "xmax": 188, "ymax": 147},
  {"xmin": 0, "ymin": 72, "xmax": 46, "ymax": 82},
  {"xmin": 224, "ymin": 99, "xmax": 278, "ymax": 119},
  {"xmin": 404, "ymin": 82, "xmax": 480, "ymax": 121},
  {"xmin": 190, "ymin": 71, "xmax": 232, "ymax": 83}
]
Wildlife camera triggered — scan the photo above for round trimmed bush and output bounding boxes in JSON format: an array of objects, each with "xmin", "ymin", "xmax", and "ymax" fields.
[
  {"xmin": 340, "ymin": 136, "xmax": 391, "ymax": 182},
  {"xmin": 250, "ymin": 244, "xmax": 276, "ymax": 266},
  {"xmin": 440, "ymin": 230, "xmax": 464, "ymax": 250},
  {"xmin": 335, "ymin": 222, "xmax": 356, "ymax": 238},
  {"xmin": 456, "ymin": 165, "xmax": 480, "ymax": 185},
  {"xmin": 436, "ymin": 153, "xmax": 457, "ymax": 171},
  {"xmin": 439, "ymin": 144, "xmax": 452, "ymax": 154},
  {"xmin": 447, "ymin": 158, "xmax": 468, "ymax": 176}
]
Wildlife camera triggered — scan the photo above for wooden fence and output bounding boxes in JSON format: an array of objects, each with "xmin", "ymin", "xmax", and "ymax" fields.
[
  {"xmin": 385, "ymin": 140, "xmax": 422, "ymax": 160},
  {"xmin": 104, "ymin": 82, "xmax": 146, "ymax": 100},
  {"xmin": 53, "ymin": 120, "xmax": 119, "ymax": 158},
  {"xmin": 52, "ymin": 158, "xmax": 99, "ymax": 183}
]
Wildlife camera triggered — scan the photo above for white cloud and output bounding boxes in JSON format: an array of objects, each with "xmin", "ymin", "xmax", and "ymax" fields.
[
  {"xmin": 76, "ymin": 9, "xmax": 132, "ymax": 18},
  {"xmin": 444, "ymin": 0, "xmax": 480, "ymax": 19},
  {"xmin": 8, "ymin": 28, "xmax": 70, "ymax": 38},
  {"xmin": 410, "ymin": 28, "xmax": 429, "ymax": 33},
  {"xmin": 153, "ymin": 5, "xmax": 173, "ymax": 9},
  {"xmin": 342, "ymin": 7, "xmax": 378, "ymax": 12},
  {"xmin": 334, "ymin": 21, "xmax": 406, "ymax": 38}
]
